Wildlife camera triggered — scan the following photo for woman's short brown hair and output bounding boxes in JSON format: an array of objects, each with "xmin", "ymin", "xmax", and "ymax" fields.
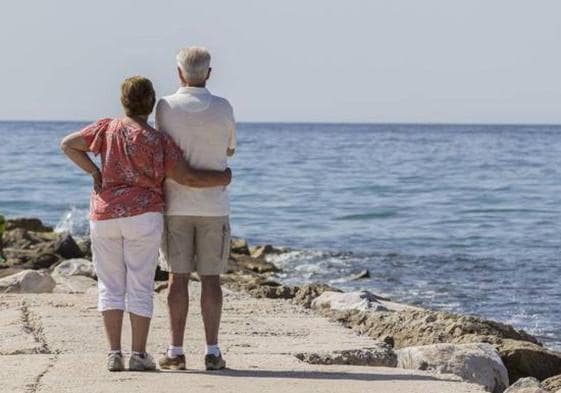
[{"xmin": 120, "ymin": 76, "xmax": 156, "ymax": 117}]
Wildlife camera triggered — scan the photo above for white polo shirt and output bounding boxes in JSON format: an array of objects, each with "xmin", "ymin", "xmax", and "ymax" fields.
[{"xmin": 156, "ymin": 87, "xmax": 236, "ymax": 216}]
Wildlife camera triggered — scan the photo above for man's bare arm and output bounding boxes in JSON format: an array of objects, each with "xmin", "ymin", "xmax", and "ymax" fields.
[{"xmin": 167, "ymin": 160, "xmax": 232, "ymax": 187}]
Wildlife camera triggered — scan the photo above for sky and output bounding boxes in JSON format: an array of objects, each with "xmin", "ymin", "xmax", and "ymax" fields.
[{"xmin": 1, "ymin": 0, "xmax": 560, "ymax": 124}]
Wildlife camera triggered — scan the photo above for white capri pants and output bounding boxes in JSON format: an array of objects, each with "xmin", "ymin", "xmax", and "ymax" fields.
[{"xmin": 90, "ymin": 212, "xmax": 163, "ymax": 318}]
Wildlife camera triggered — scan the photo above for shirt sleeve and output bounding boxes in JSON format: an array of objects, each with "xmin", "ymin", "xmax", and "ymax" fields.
[
  {"xmin": 227, "ymin": 105, "xmax": 236, "ymax": 150},
  {"xmin": 162, "ymin": 133, "xmax": 184, "ymax": 173},
  {"xmin": 79, "ymin": 118, "xmax": 112, "ymax": 155}
]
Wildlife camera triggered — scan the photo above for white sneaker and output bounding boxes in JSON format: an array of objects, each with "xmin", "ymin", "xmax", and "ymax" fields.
[
  {"xmin": 129, "ymin": 352, "xmax": 157, "ymax": 371},
  {"xmin": 107, "ymin": 352, "xmax": 124, "ymax": 372}
]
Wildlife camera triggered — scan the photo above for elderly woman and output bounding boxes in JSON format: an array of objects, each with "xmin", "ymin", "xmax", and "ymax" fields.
[{"xmin": 60, "ymin": 76, "xmax": 231, "ymax": 372}]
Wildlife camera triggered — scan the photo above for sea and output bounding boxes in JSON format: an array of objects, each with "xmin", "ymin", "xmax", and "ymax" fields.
[{"xmin": 1, "ymin": 121, "xmax": 560, "ymax": 350}]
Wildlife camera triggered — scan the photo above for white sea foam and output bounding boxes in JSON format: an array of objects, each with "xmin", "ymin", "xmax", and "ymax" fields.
[{"xmin": 55, "ymin": 207, "xmax": 89, "ymax": 236}]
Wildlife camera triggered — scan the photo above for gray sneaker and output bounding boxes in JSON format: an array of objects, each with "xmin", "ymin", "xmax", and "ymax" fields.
[
  {"xmin": 129, "ymin": 352, "xmax": 157, "ymax": 371},
  {"xmin": 107, "ymin": 352, "xmax": 124, "ymax": 372}
]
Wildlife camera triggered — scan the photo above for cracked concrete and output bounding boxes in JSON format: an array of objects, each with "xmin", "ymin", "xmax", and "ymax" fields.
[{"xmin": 0, "ymin": 283, "xmax": 486, "ymax": 393}]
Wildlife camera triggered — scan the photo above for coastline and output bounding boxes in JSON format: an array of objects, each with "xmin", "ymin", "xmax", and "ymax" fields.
[{"xmin": 1, "ymin": 217, "xmax": 561, "ymax": 392}]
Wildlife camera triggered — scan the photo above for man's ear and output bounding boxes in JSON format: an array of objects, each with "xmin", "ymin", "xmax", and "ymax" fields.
[
  {"xmin": 206, "ymin": 67, "xmax": 212, "ymax": 81},
  {"xmin": 177, "ymin": 67, "xmax": 187, "ymax": 84}
]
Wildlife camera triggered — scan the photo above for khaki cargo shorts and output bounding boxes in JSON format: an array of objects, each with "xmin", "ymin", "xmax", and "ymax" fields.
[{"xmin": 160, "ymin": 215, "xmax": 231, "ymax": 275}]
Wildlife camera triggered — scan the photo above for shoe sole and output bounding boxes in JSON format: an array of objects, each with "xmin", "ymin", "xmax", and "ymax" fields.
[{"xmin": 159, "ymin": 363, "xmax": 186, "ymax": 371}]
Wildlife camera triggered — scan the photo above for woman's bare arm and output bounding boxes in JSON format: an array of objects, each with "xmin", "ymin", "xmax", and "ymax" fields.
[
  {"xmin": 60, "ymin": 132, "xmax": 102, "ymax": 192},
  {"xmin": 167, "ymin": 159, "xmax": 232, "ymax": 187}
]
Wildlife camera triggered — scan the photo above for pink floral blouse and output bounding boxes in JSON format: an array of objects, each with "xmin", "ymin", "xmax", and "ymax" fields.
[{"xmin": 80, "ymin": 118, "xmax": 182, "ymax": 221}]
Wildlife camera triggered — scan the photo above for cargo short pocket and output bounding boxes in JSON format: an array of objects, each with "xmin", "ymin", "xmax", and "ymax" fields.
[{"xmin": 221, "ymin": 221, "xmax": 231, "ymax": 262}]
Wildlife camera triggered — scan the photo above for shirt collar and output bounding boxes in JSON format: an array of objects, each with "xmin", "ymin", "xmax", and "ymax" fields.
[{"xmin": 176, "ymin": 86, "xmax": 210, "ymax": 95}]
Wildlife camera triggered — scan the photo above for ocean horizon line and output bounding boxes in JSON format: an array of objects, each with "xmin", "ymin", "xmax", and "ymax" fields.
[{"xmin": 1, "ymin": 118, "xmax": 561, "ymax": 128}]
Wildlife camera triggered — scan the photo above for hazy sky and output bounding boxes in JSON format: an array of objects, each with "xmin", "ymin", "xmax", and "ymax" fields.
[{"xmin": 1, "ymin": 0, "xmax": 560, "ymax": 123}]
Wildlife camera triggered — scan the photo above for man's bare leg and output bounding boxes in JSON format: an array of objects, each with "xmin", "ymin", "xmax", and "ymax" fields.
[
  {"xmin": 200, "ymin": 275, "xmax": 222, "ymax": 346},
  {"xmin": 167, "ymin": 273, "xmax": 190, "ymax": 347}
]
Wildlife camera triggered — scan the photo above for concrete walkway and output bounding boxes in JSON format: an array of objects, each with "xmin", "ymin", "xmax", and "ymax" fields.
[{"xmin": 0, "ymin": 283, "xmax": 485, "ymax": 393}]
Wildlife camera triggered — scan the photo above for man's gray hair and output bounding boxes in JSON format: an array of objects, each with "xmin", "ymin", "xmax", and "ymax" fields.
[{"xmin": 176, "ymin": 47, "xmax": 211, "ymax": 84}]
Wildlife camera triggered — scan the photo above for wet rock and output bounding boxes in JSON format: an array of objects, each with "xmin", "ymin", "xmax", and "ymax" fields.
[
  {"xmin": 0, "ymin": 270, "xmax": 56, "ymax": 293},
  {"xmin": 312, "ymin": 291, "xmax": 388, "ymax": 312},
  {"xmin": 234, "ymin": 254, "xmax": 280, "ymax": 273},
  {"xmin": 349, "ymin": 269, "xmax": 370, "ymax": 280},
  {"xmin": 292, "ymin": 283, "xmax": 342, "ymax": 308},
  {"xmin": 250, "ymin": 244, "xmax": 282, "ymax": 259},
  {"xmin": 499, "ymin": 339, "xmax": 561, "ymax": 383},
  {"xmin": 52, "ymin": 258, "xmax": 96, "ymax": 279},
  {"xmin": 504, "ymin": 378, "xmax": 545, "ymax": 393},
  {"xmin": 5, "ymin": 218, "xmax": 53, "ymax": 232},
  {"xmin": 397, "ymin": 343, "xmax": 509, "ymax": 393},
  {"xmin": 231, "ymin": 237, "xmax": 250, "ymax": 255},
  {"xmin": 296, "ymin": 344, "xmax": 397, "ymax": 367},
  {"xmin": 542, "ymin": 374, "xmax": 561, "ymax": 392},
  {"xmin": 53, "ymin": 233, "xmax": 84, "ymax": 259}
]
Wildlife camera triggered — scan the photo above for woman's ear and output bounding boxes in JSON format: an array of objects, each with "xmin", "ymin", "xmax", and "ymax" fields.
[{"xmin": 206, "ymin": 67, "xmax": 212, "ymax": 81}]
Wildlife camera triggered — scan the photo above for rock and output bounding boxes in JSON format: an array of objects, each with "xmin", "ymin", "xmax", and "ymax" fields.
[
  {"xmin": 504, "ymin": 377, "xmax": 544, "ymax": 393},
  {"xmin": 397, "ymin": 343, "xmax": 509, "ymax": 393},
  {"xmin": 234, "ymin": 254, "xmax": 280, "ymax": 273},
  {"xmin": 52, "ymin": 258, "xmax": 96, "ymax": 279},
  {"xmin": 542, "ymin": 375, "xmax": 561, "ymax": 392},
  {"xmin": 76, "ymin": 237, "xmax": 92, "ymax": 259},
  {"xmin": 2, "ymin": 228, "xmax": 39, "ymax": 249},
  {"xmin": 498, "ymin": 339, "xmax": 561, "ymax": 383},
  {"xmin": 22, "ymin": 252, "xmax": 61, "ymax": 269},
  {"xmin": 154, "ymin": 282, "xmax": 168, "ymax": 293},
  {"xmin": 348, "ymin": 269, "xmax": 370, "ymax": 280},
  {"xmin": 311, "ymin": 291, "xmax": 388, "ymax": 312},
  {"xmin": 53, "ymin": 275, "xmax": 96, "ymax": 294},
  {"xmin": 250, "ymin": 244, "xmax": 282, "ymax": 259},
  {"xmin": 324, "ymin": 307, "xmax": 538, "ymax": 349},
  {"xmin": 53, "ymin": 233, "xmax": 84, "ymax": 259},
  {"xmin": 0, "ymin": 270, "xmax": 56, "ymax": 293},
  {"xmin": 292, "ymin": 283, "xmax": 342, "ymax": 308},
  {"xmin": 154, "ymin": 265, "xmax": 169, "ymax": 281},
  {"xmin": 296, "ymin": 344, "xmax": 397, "ymax": 367},
  {"xmin": 5, "ymin": 218, "xmax": 53, "ymax": 232},
  {"xmin": 231, "ymin": 237, "xmax": 250, "ymax": 255},
  {"xmin": 248, "ymin": 284, "xmax": 296, "ymax": 299}
]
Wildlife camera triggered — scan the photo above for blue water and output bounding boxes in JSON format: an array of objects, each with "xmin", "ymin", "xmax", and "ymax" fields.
[{"xmin": 1, "ymin": 121, "xmax": 560, "ymax": 350}]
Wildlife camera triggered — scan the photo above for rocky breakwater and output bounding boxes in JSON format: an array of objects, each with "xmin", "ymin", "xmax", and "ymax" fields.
[
  {"xmin": 222, "ymin": 238, "xmax": 561, "ymax": 393},
  {"xmin": 2, "ymin": 218, "xmax": 561, "ymax": 392}
]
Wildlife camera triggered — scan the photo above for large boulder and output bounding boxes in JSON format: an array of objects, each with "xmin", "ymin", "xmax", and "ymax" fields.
[
  {"xmin": 324, "ymin": 307, "xmax": 538, "ymax": 349},
  {"xmin": 397, "ymin": 343, "xmax": 509, "ymax": 393},
  {"xmin": 498, "ymin": 339, "xmax": 561, "ymax": 383},
  {"xmin": 0, "ymin": 270, "xmax": 56, "ymax": 293},
  {"xmin": 53, "ymin": 275, "xmax": 97, "ymax": 294},
  {"xmin": 292, "ymin": 283, "xmax": 342, "ymax": 308},
  {"xmin": 504, "ymin": 377, "xmax": 546, "ymax": 393},
  {"xmin": 296, "ymin": 344, "xmax": 397, "ymax": 367},
  {"xmin": 53, "ymin": 233, "xmax": 84, "ymax": 259},
  {"xmin": 312, "ymin": 290, "xmax": 388, "ymax": 312},
  {"xmin": 52, "ymin": 258, "xmax": 96, "ymax": 279},
  {"xmin": 542, "ymin": 375, "xmax": 561, "ymax": 392}
]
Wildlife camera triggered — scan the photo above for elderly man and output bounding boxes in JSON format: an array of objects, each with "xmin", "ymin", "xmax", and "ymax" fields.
[{"xmin": 157, "ymin": 47, "xmax": 235, "ymax": 371}]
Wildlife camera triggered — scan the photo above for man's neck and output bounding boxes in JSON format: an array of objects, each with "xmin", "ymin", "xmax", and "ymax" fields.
[{"xmin": 181, "ymin": 82, "xmax": 206, "ymax": 88}]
